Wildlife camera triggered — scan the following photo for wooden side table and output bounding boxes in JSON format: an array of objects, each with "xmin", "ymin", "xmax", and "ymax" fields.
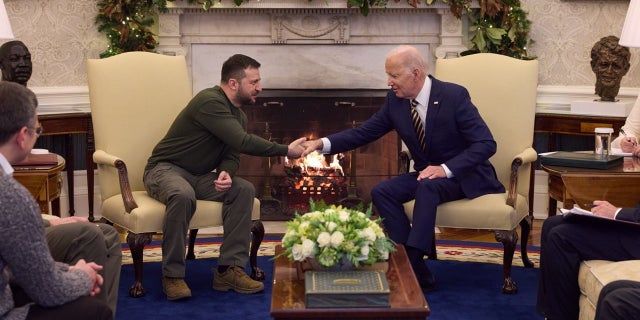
[
  {"xmin": 13, "ymin": 154, "xmax": 65, "ymax": 216},
  {"xmin": 38, "ymin": 112, "xmax": 95, "ymax": 220},
  {"xmin": 541, "ymin": 158, "xmax": 640, "ymax": 216}
]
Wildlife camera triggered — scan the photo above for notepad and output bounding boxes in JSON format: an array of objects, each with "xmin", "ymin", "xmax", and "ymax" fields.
[{"xmin": 561, "ymin": 207, "xmax": 640, "ymax": 228}]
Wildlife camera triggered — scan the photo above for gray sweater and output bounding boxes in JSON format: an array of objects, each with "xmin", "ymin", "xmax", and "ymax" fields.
[{"xmin": 0, "ymin": 170, "xmax": 92, "ymax": 320}]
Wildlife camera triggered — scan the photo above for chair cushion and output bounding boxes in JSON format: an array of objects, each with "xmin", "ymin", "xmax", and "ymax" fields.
[
  {"xmin": 403, "ymin": 192, "xmax": 528, "ymax": 231},
  {"xmin": 578, "ymin": 259, "xmax": 640, "ymax": 320},
  {"xmin": 101, "ymin": 191, "xmax": 261, "ymax": 234}
]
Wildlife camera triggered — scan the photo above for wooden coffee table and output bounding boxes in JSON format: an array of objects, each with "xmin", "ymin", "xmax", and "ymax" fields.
[{"xmin": 270, "ymin": 244, "xmax": 430, "ymax": 319}]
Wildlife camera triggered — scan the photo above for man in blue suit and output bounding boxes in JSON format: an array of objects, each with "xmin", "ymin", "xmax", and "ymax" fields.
[
  {"xmin": 537, "ymin": 200, "xmax": 640, "ymax": 320},
  {"xmin": 302, "ymin": 45, "xmax": 504, "ymax": 291}
]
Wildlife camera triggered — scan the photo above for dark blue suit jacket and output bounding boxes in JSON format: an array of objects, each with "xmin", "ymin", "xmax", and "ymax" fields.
[{"xmin": 327, "ymin": 76, "xmax": 504, "ymax": 199}]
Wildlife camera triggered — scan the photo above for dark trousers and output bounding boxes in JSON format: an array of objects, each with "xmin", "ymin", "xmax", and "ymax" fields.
[
  {"xmin": 45, "ymin": 222, "xmax": 121, "ymax": 314},
  {"xmin": 595, "ymin": 280, "xmax": 640, "ymax": 320},
  {"xmin": 371, "ymin": 172, "xmax": 464, "ymax": 254},
  {"xmin": 536, "ymin": 215, "xmax": 640, "ymax": 320},
  {"xmin": 144, "ymin": 162, "xmax": 255, "ymax": 277},
  {"xmin": 12, "ymin": 285, "xmax": 112, "ymax": 320}
]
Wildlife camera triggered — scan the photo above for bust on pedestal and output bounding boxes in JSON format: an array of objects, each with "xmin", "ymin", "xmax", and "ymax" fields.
[{"xmin": 571, "ymin": 36, "xmax": 633, "ymax": 116}]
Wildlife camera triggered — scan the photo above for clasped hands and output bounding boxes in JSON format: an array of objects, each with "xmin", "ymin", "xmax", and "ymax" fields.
[
  {"xmin": 286, "ymin": 137, "xmax": 324, "ymax": 159},
  {"xmin": 69, "ymin": 259, "xmax": 104, "ymax": 297},
  {"xmin": 47, "ymin": 216, "xmax": 105, "ymax": 297}
]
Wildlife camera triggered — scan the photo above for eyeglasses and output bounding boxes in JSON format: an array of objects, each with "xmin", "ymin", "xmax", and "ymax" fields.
[{"xmin": 28, "ymin": 125, "xmax": 43, "ymax": 137}]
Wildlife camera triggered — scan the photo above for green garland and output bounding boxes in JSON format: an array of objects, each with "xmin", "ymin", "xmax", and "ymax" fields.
[{"xmin": 96, "ymin": 0, "xmax": 532, "ymax": 59}]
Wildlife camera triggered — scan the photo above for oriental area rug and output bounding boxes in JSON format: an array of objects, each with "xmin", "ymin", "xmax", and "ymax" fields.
[
  {"xmin": 117, "ymin": 236, "xmax": 542, "ymax": 320},
  {"xmin": 121, "ymin": 236, "xmax": 540, "ymax": 267}
]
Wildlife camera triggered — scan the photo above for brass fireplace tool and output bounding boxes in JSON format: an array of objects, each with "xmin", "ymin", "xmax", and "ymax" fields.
[
  {"xmin": 339, "ymin": 121, "xmax": 364, "ymax": 209},
  {"xmin": 259, "ymin": 122, "xmax": 282, "ymax": 215}
]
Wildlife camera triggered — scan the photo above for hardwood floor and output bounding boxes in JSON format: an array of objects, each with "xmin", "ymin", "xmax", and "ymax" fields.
[{"xmin": 436, "ymin": 218, "xmax": 543, "ymax": 247}]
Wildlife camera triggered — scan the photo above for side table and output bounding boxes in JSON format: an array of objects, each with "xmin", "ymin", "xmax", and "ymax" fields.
[
  {"xmin": 13, "ymin": 154, "xmax": 65, "ymax": 216},
  {"xmin": 541, "ymin": 158, "xmax": 640, "ymax": 216}
]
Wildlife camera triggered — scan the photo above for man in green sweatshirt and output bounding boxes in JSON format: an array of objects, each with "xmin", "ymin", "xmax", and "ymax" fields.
[{"xmin": 144, "ymin": 54, "xmax": 306, "ymax": 300}]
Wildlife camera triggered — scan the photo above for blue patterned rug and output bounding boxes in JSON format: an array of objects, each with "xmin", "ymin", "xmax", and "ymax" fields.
[{"xmin": 116, "ymin": 239, "xmax": 542, "ymax": 320}]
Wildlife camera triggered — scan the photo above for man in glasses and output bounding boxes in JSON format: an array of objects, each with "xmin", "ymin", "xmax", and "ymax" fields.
[
  {"xmin": 0, "ymin": 42, "xmax": 122, "ymax": 314},
  {"xmin": 0, "ymin": 81, "xmax": 112, "ymax": 319}
]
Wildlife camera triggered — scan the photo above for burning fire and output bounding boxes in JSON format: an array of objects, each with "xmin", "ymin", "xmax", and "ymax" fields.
[
  {"xmin": 284, "ymin": 151, "xmax": 345, "ymax": 192},
  {"xmin": 285, "ymin": 151, "xmax": 344, "ymax": 176}
]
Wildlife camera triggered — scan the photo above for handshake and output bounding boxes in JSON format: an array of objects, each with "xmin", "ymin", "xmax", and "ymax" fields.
[{"xmin": 287, "ymin": 137, "xmax": 323, "ymax": 159}]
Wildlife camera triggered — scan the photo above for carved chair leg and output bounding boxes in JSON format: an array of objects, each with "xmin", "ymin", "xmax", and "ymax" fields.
[
  {"xmin": 186, "ymin": 229, "xmax": 198, "ymax": 260},
  {"xmin": 494, "ymin": 229, "xmax": 518, "ymax": 294},
  {"xmin": 519, "ymin": 216, "xmax": 534, "ymax": 268},
  {"xmin": 126, "ymin": 232, "xmax": 153, "ymax": 298},
  {"xmin": 250, "ymin": 220, "xmax": 266, "ymax": 281}
]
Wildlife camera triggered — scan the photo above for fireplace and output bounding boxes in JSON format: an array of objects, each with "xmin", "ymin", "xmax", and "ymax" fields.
[
  {"xmin": 156, "ymin": 0, "xmax": 476, "ymax": 219},
  {"xmin": 236, "ymin": 89, "xmax": 398, "ymax": 220}
]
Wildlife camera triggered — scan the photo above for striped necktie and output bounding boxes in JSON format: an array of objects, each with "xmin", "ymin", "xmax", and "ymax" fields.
[{"xmin": 410, "ymin": 99, "xmax": 426, "ymax": 150}]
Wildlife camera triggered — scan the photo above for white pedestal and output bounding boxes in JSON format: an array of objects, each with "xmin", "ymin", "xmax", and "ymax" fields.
[{"xmin": 570, "ymin": 100, "xmax": 634, "ymax": 117}]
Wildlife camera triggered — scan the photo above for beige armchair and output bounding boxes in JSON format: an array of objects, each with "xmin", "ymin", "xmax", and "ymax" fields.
[
  {"xmin": 400, "ymin": 53, "xmax": 539, "ymax": 294},
  {"xmin": 87, "ymin": 52, "xmax": 264, "ymax": 298}
]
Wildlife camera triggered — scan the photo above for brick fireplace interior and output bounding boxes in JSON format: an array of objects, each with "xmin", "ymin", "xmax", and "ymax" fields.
[{"xmin": 236, "ymin": 89, "xmax": 399, "ymax": 220}]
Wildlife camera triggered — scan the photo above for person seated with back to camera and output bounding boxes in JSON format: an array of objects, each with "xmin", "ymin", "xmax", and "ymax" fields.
[
  {"xmin": 0, "ymin": 81, "xmax": 112, "ymax": 320},
  {"xmin": 537, "ymin": 199, "xmax": 640, "ymax": 320},
  {"xmin": 0, "ymin": 40, "xmax": 122, "ymax": 316}
]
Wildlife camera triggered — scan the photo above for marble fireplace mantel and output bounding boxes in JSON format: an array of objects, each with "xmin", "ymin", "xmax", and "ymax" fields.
[{"xmin": 157, "ymin": 0, "xmax": 478, "ymax": 91}]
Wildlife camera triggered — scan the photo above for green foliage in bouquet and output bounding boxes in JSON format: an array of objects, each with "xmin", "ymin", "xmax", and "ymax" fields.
[{"xmin": 280, "ymin": 199, "xmax": 396, "ymax": 268}]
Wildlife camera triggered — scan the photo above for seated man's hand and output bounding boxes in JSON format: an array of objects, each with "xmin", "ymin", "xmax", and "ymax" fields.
[
  {"xmin": 591, "ymin": 200, "xmax": 619, "ymax": 219},
  {"xmin": 301, "ymin": 139, "xmax": 323, "ymax": 157},
  {"xmin": 69, "ymin": 259, "xmax": 104, "ymax": 296},
  {"xmin": 286, "ymin": 137, "xmax": 308, "ymax": 159},
  {"xmin": 417, "ymin": 165, "xmax": 446, "ymax": 181},
  {"xmin": 620, "ymin": 136, "xmax": 638, "ymax": 152},
  {"xmin": 214, "ymin": 171, "xmax": 232, "ymax": 192}
]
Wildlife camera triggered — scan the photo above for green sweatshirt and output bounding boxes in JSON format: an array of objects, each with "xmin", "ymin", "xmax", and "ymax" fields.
[{"xmin": 145, "ymin": 86, "xmax": 288, "ymax": 176}]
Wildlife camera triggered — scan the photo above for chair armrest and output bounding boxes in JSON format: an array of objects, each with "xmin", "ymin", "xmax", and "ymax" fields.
[
  {"xmin": 93, "ymin": 150, "xmax": 139, "ymax": 213},
  {"xmin": 513, "ymin": 147, "xmax": 538, "ymax": 165},
  {"xmin": 506, "ymin": 147, "xmax": 538, "ymax": 207}
]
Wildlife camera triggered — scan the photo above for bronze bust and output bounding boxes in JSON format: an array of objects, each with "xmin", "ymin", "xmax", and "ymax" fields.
[
  {"xmin": 590, "ymin": 36, "xmax": 631, "ymax": 102},
  {"xmin": 0, "ymin": 40, "xmax": 32, "ymax": 86}
]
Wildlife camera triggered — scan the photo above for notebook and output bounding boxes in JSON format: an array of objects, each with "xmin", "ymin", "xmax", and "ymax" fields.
[
  {"xmin": 539, "ymin": 151, "xmax": 623, "ymax": 170},
  {"xmin": 14, "ymin": 153, "xmax": 58, "ymax": 166}
]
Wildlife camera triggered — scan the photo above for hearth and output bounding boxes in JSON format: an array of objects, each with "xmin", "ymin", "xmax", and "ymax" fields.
[{"xmin": 236, "ymin": 89, "xmax": 399, "ymax": 220}]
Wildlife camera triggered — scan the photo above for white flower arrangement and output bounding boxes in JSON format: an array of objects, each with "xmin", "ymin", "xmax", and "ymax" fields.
[{"xmin": 280, "ymin": 200, "xmax": 396, "ymax": 268}]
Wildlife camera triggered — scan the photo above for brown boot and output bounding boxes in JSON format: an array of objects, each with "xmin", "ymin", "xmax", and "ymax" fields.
[
  {"xmin": 213, "ymin": 266, "xmax": 264, "ymax": 294},
  {"xmin": 162, "ymin": 277, "xmax": 192, "ymax": 300}
]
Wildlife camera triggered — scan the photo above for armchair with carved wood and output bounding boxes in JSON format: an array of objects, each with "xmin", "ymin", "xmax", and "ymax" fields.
[
  {"xmin": 400, "ymin": 53, "xmax": 539, "ymax": 294},
  {"xmin": 87, "ymin": 52, "xmax": 264, "ymax": 298}
]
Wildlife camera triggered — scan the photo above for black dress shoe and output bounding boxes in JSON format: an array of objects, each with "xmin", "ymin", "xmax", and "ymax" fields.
[
  {"xmin": 406, "ymin": 246, "xmax": 437, "ymax": 292},
  {"xmin": 417, "ymin": 272, "xmax": 436, "ymax": 292}
]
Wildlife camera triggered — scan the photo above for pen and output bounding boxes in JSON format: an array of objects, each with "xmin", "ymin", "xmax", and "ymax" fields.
[{"xmin": 620, "ymin": 129, "xmax": 638, "ymax": 147}]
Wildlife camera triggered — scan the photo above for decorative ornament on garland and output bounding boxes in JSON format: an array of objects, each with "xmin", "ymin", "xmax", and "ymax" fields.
[{"xmin": 95, "ymin": 0, "xmax": 533, "ymax": 59}]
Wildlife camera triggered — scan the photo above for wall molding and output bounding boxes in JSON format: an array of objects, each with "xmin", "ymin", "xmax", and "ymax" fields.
[{"xmin": 32, "ymin": 85, "xmax": 640, "ymax": 114}]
